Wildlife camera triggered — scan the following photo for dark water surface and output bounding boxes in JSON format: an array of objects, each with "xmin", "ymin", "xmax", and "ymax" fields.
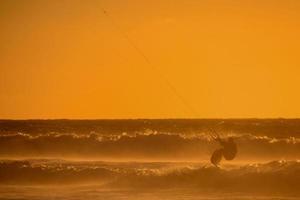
[{"xmin": 0, "ymin": 119, "xmax": 299, "ymax": 199}]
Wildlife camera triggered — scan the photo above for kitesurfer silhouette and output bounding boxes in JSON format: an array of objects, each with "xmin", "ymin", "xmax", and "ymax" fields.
[{"xmin": 210, "ymin": 132, "xmax": 237, "ymax": 166}]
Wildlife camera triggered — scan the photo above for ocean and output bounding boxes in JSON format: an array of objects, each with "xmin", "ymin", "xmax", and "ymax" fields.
[{"xmin": 0, "ymin": 119, "xmax": 299, "ymax": 199}]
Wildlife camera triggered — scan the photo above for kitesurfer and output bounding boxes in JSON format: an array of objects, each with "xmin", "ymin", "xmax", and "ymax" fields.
[{"xmin": 210, "ymin": 133, "xmax": 237, "ymax": 166}]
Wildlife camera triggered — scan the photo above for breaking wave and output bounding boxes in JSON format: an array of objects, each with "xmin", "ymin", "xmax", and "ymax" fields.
[
  {"xmin": 0, "ymin": 132, "xmax": 299, "ymax": 160},
  {"xmin": 0, "ymin": 159, "xmax": 299, "ymax": 194}
]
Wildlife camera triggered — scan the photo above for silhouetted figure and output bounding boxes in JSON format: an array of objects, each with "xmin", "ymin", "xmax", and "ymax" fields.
[{"xmin": 210, "ymin": 134, "xmax": 237, "ymax": 166}]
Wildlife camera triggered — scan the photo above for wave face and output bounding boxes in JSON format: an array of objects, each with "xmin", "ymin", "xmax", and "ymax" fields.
[
  {"xmin": 0, "ymin": 119, "xmax": 300, "ymax": 160},
  {"xmin": 0, "ymin": 131, "xmax": 299, "ymax": 160},
  {"xmin": 0, "ymin": 159, "xmax": 299, "ymax": 194}
]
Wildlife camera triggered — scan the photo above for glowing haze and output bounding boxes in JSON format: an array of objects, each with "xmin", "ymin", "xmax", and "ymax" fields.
[{"xmin": 1, "ymin": 0, "xmax": 300, "ymax": 119}]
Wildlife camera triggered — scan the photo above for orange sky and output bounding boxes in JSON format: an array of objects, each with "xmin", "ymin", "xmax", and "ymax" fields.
[{"xmin": 1, "ymin": 0, "xmax": 300, "ymax": 119}]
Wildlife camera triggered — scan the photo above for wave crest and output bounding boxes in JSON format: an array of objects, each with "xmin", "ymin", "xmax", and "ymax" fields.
[{"xmin": 0, "ymin": 159, "xmax": 299, "ymax": 194}]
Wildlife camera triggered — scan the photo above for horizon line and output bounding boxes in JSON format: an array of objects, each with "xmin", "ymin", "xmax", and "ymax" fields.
[{"xmin": 1, "ymin": 117, "xmax": 300, "ymax": 121}]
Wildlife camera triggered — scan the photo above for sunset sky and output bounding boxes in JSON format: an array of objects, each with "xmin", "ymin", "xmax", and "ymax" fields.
[{"xmin": 1, "ymin": 0, "xmax": 300, "ymax": 119}]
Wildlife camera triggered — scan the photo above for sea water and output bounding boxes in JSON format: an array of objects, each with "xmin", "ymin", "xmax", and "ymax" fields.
[{"xmin": 0, "ymin": 119, "xmax": 299, "ymax": 199}]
